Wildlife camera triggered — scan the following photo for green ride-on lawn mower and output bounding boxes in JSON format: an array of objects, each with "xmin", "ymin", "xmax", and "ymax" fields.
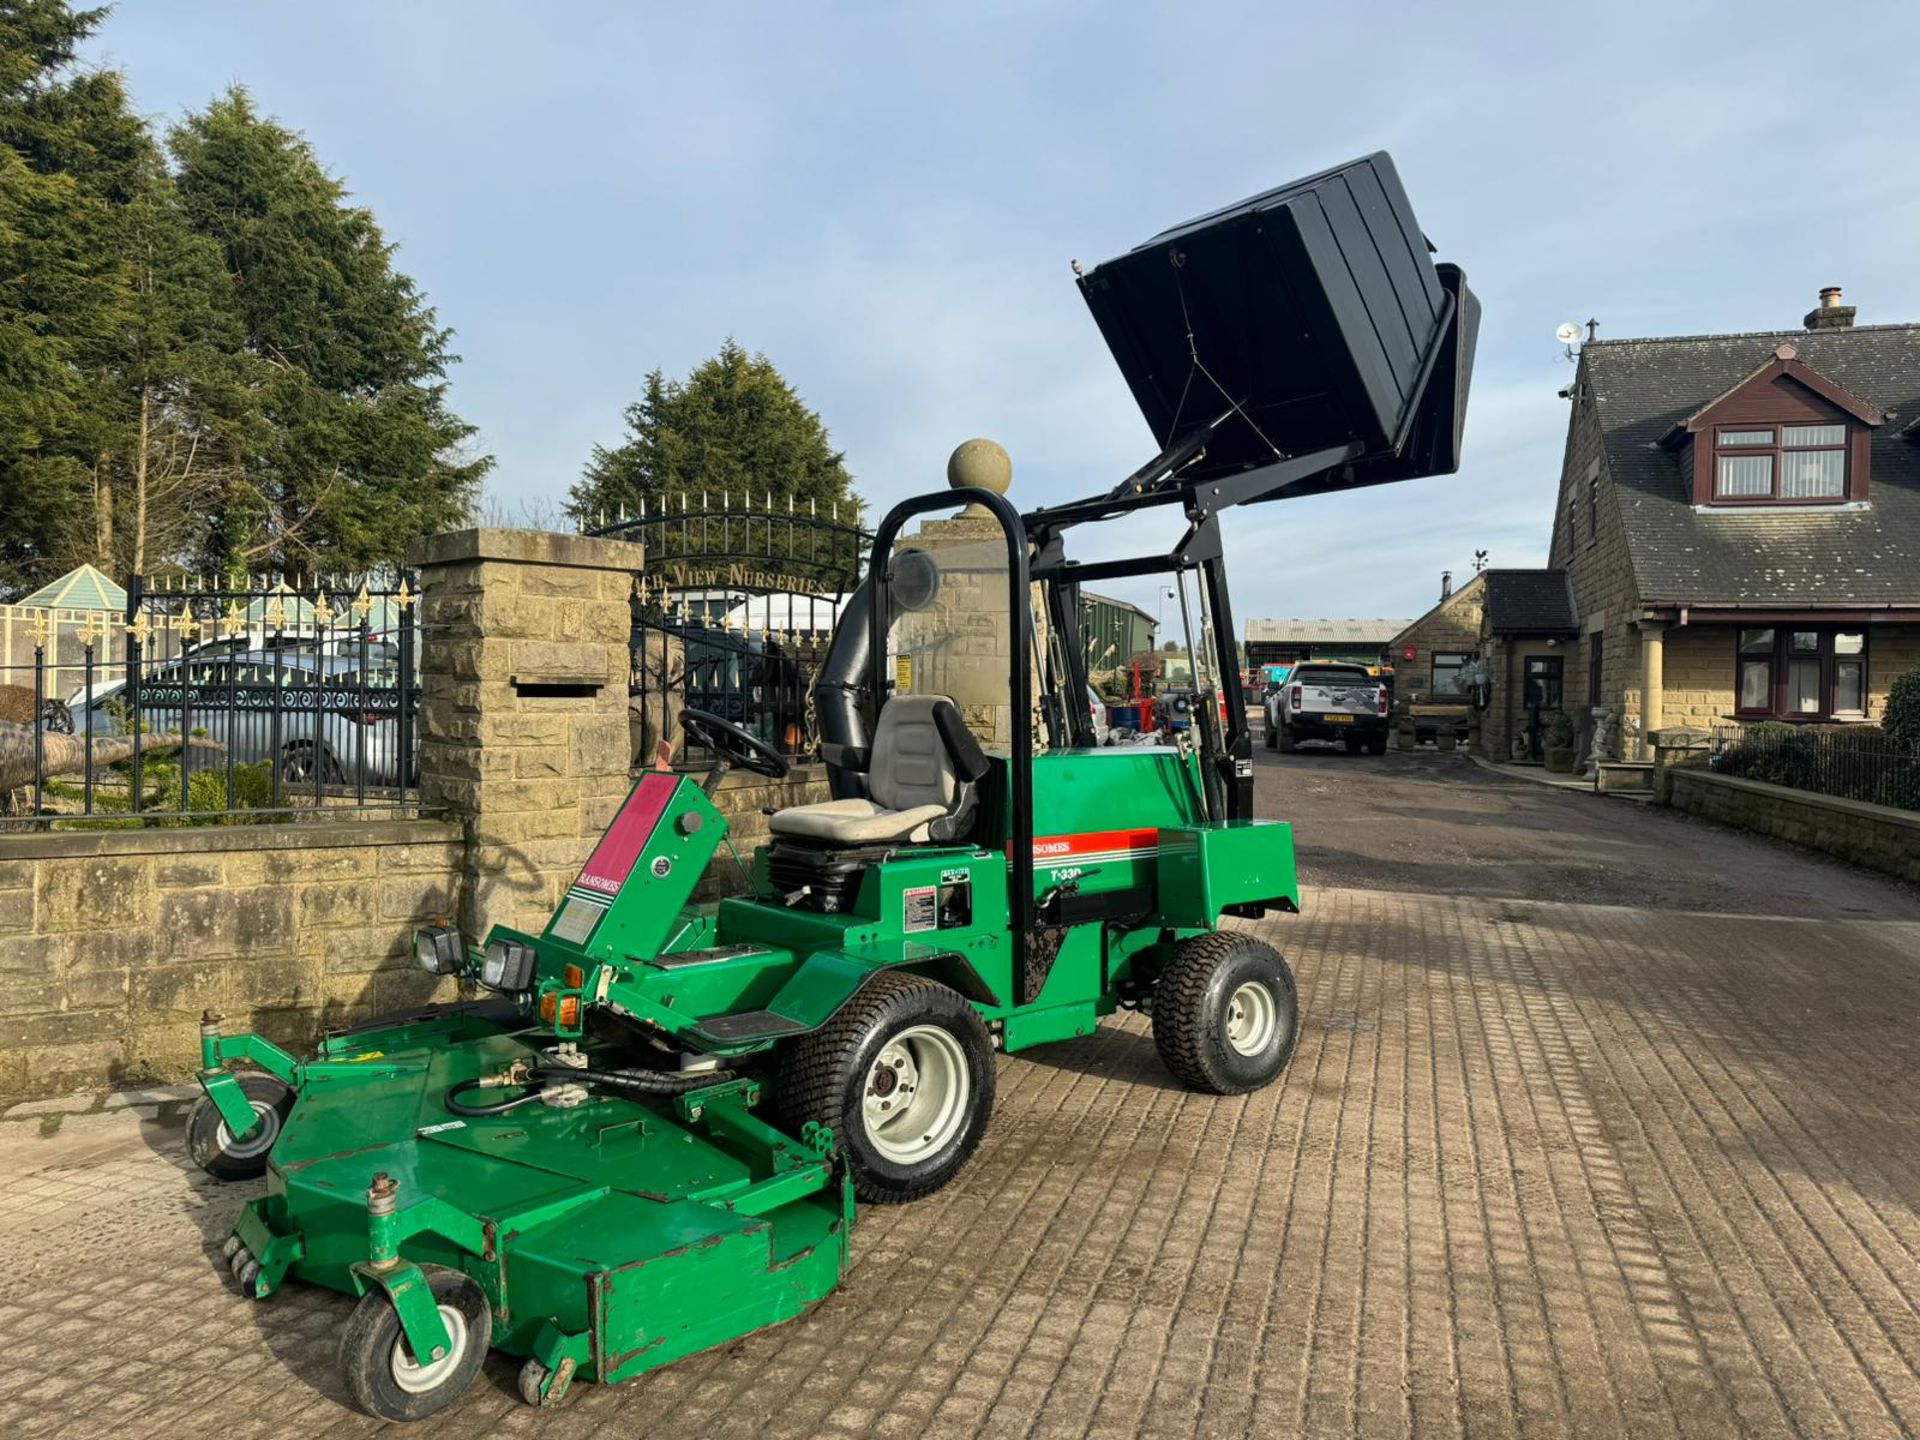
[{"xmin": 187, "ymin": 151, "xmax": 1476, "ymax": 1421}]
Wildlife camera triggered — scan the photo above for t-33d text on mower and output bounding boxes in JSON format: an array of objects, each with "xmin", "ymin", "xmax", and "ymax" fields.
[{"xmin": 188, "ymin": 151, "xmax": 1476, "ymax": 1420}]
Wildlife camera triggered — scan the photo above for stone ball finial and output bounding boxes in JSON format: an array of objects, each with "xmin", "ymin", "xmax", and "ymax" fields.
[{"xmin": 947, "ymin": 438, "xmax": 1012, "ymax": 497}]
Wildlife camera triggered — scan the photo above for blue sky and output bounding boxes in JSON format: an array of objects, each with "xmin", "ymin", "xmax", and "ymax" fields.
[{"xmin": 87, "ymin": 2, "xmax": 1920, "ymax": 627}]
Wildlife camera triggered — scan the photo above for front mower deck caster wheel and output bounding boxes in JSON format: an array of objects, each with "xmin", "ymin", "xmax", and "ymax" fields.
[
  {"xmin": 187, "ymin": 1072, "xmax": 294, "ymax": 1181},
  {"xmin": 227, "ymin": 1243, "xmax": 261, "ymax": 1294},
  {"xmin": 779, "ymin": 972, "xmax": 995, "ymax": 1205},
  {"xmin": 1152, "ymin": 932, "xmax": 1299, "ymax": 1095},
  {"xmin": 519, "ymin": 1356, "xmax": 573, "ymax": 1408},
  {"xmin": 339, "ymin": 1265, "xmax": 491, "ymax": 1422}
]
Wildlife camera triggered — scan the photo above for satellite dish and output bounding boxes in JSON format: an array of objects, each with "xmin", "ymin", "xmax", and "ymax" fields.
[{"xmin": 1555, "ymin": 322, "xmax": 1583, "ymax": 346}]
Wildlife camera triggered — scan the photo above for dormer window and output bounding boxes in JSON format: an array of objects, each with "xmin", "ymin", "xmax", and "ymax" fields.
[
  {"xmin": 1714, "ymin": 423, "xmax": 1848, "ymax": 501},
  {"xmin": 1674, "ymin": 344, "xmax": 1883, "ymax": 507}
]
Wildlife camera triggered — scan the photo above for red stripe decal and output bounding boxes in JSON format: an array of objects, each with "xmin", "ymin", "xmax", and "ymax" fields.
[
  {"xmin": 1030, "ymin": 827, "xmax": 1161, "ymax": 861},
  {"xmin": 575, "ymin": 773, "xmax": 679, "ymax": 895}
]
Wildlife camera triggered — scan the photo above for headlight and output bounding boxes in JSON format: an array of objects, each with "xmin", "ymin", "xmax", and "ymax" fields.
[
  {"xmin": 480, "ymin": 938, "xmax": 536, "ymax": 992},
  {"xmin": 413, "ymin": 925, "xmax": 464, "ymax": 975}
]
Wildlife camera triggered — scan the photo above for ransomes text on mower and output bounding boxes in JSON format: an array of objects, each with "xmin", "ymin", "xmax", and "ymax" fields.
[{"xmin": 188, "ymin": 151, "xmax": 1477, "ymax": 1420}]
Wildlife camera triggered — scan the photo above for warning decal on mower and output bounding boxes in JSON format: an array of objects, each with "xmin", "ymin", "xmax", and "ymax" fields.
[
  {"xmin": 575, "ymin": 773, "xmax": 678, "ymax": 896},
  {"xmin": 903, "ymin": 885, "xmax": 938, "ymax": 932}
]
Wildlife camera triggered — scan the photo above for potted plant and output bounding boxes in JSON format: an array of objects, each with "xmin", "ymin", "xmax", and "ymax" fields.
[{"xmin": 1543, "ymin": 709, "xmax": 1577, "ymax": 773}]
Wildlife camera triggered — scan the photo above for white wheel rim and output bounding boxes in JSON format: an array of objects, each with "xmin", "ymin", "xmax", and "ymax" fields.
[
  {"xmin": 862, "ymin": 1024, "xmax": 971, "ymax": 1164},
  {"xmin": 216, "ymin": 1100, "xmax": 281, "ymax": 1160},
  {"xmin": 391, "ymin": 1303, "xmax": 467, "ymax": 1394},
  {"xmin": 1224, "ymin": 981, "xmax": 1280, "ymax": 1056}
]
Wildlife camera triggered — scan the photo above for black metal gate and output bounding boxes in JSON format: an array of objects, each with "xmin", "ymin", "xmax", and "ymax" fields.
[
  {"xmin": 590, "ymin": 495, "xmax": 868, "ymax": 771},
  {"xmin": 4, "ymin": 572, "xmax": 418, "ymax": 824}
]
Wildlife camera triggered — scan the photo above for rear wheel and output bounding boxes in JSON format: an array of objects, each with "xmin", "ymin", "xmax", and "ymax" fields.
[
  {"xmin": 1342, "ymin": 734, "xmax": 1364, "ymax": 754},
  {"xmin": 187, "ymin": 1072, "xmax": 293, "ymax": 1181},
  {"xmin": 1367, "ymin": 734, "xmax": 1388, "ymax": 756},
  {"xmin": 1263, "ymin": 712, "xmax": 1277, "ymax": 749},
  {"xmin": 1277, "ymin": 720, "xmax": 1297, "ymax": 753},
  {"xmin": 779, "ymin": 972, "xmax": 995, "ymax": 1203},
  {"xmin": 282, "ymin": 740, "xmax": 341, "ymax": 785},
  {"xmin": 340, "ymin": 1266, "xmax": 491, "ymax": 1422},
  {"xmin": 1152, "ymin": 933, "xmax": 1299, "ymax": 1095}
]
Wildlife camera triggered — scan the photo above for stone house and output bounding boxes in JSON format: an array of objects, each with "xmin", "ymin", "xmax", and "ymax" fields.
[
  {"xmin": 1476, "ymin": 569, "xmax": 1581, "ymax": 762},
  {"xmin": 1529, "ymin": 290, "xmax": 1920, "ymax": 759},
  {"xmin": 1388, "ymin": 573, "xmax": 1486, "ymax": 702}
]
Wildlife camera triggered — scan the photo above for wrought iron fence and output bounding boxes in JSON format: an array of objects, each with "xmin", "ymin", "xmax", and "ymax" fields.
[
  {"xmin": 592, "ymin": 496, "xmax": 868, "ymax": 772},
  {"xmin": 0, "ymin": 574, "xmax": 419, "ymax": 827},
  {"xmin": 1709, "ymin": 723, "xmax": 1920, "ymax": 812}
]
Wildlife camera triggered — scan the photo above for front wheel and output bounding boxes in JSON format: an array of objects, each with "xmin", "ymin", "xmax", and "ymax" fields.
[
  {"xmin": 186, "ymin": 1072, "xmax": 293, "ymax": 1181},
  {"xmin": 1152, "ymin": 933, "xmax": 1299, "ymax": 1095},
  {"xmin": 778, "ymin": 972, "xmax": 995, "ymax": 1203},
  {"xmin": 340, "ymin": 1266, "xmax": 492, "ymax": 1422}
]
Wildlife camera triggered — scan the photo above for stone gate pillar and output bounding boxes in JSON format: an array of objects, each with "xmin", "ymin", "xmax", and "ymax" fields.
[{"xmin": 410, "ymin": 528, "xmax": 644, "ymax": 938}]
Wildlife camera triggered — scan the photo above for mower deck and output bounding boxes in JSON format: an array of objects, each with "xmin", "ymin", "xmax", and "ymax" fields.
[{"xmin": 229, "ymin": 1019, "xmax": 849, "ymax": 1400}]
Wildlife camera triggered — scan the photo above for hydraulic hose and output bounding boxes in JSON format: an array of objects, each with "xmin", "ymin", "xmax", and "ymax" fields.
[
  {"xmin": 443, "ymin": 1076, "xmax": 546, "ymax": 1116},
  {"xmin": 443, "ymin": 1063, "xmax": 738, "ymax": 1117}
]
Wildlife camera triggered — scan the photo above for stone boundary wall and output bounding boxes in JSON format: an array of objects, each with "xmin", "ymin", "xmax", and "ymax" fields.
[
  {"xmin": 1667, "ymin": 768, "xmax": 1920, "ymax": 885},
  {"xmin": 0, "ymin": 819, "xmax": 463, "ymax": 1098}
]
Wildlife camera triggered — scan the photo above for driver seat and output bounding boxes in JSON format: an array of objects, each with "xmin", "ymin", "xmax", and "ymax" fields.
[{"xmin": 770, "ymin": 694, "xmax": 988, "ymax": 845}]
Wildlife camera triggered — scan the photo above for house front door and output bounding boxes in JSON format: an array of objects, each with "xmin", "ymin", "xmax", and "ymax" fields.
[{"xmin": 1523, "ymin": 655, "xmax": 1564, "ymax": 760}]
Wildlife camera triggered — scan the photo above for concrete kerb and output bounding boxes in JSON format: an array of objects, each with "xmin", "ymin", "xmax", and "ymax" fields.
[{"xmin": 1465, "ymin": 750, "xmax": 1613, "ymax": 796}]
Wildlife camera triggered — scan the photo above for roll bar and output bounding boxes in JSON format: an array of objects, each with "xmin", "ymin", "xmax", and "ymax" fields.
[{"xmin": 867, "ymin": 487, "xmax": 1037, "ymax": 960}]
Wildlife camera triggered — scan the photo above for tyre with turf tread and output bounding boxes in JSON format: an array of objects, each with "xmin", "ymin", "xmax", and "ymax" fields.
[
  {"xmin": 778, "ymin": 972, "xmax": 994, "ymax": 1204},
  {"xmin": 187, "ymin": 1072, "xmax": 294, "ymax": 1181},
  {"xmin": 339, "ymin": 1265, "xmax": 491, "ymax": 1421},
  {"xmin": 1152, "ymin": 932, "xmax": 1299, "ymax": 1095}
]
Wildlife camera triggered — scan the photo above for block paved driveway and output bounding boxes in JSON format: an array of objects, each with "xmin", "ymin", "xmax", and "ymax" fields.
[{"xmin": 4, "ymin": 747, "xmax": 1920, "ymax": 1439}]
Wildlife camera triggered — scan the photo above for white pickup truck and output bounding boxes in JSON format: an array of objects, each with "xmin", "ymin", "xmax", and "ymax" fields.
[{"xmin": 1264, "ymin": 662, "xmax": 1389, "ymax": 755}]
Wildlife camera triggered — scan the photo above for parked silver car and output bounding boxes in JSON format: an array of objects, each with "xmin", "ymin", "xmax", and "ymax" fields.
[{"xmin": 68, "ymin": 646, "xmax": 406, "ymax": 786}]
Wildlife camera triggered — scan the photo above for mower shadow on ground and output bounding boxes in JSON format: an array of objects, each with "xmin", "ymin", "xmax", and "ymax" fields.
[
  {"xmin": 1009, "ymin": 1021, "xmax": 1187, "ymax": 1093},
  {"xmin": 124, "ymin": 1110, "xmax": 344, "ymax": 1403}
]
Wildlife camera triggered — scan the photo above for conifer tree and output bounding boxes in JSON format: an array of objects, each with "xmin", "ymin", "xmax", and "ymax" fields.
[
  {"xmin": 169, "ymin": 90, "xmax": 488, "ymax": 573},
  {"xmin": 570, "ymin": 340, "xmax": 857, "ymax": 527}
]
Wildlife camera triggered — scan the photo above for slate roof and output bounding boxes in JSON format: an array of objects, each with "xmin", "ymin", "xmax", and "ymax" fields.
[
  {"xmin": 1483, "ymin": 569, "xmax": 1578, "ymax": 635},
  {"xmin": 1245, "ymin": 618, "xmax": 1412, "ymax": 645},
  {"xmin": 1582, "ymin": 322, "xmax": 1920, "ymax": 605}
]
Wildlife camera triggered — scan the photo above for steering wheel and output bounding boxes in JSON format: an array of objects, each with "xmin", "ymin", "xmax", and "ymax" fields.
[{"xmin": 678, "ymin": 708, "xmax": 790, "ymax": 779}]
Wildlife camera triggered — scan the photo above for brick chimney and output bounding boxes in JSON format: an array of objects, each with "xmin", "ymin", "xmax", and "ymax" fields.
[{"xmin": 1803, "ymin": 286, "xmax": 1856, "ymax": 331}]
